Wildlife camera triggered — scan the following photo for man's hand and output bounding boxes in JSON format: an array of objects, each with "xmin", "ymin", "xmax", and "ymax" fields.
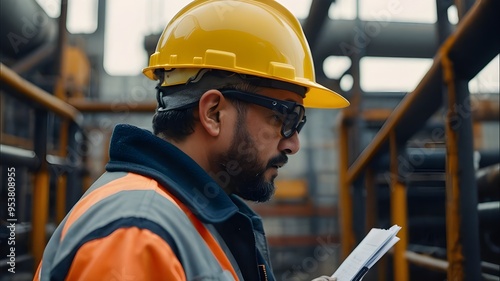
[{"xmin": 311, "ymin": 276, "xmax": 337, "ymax": 281}]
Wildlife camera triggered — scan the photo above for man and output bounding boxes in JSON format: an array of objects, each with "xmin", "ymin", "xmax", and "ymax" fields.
[{"xmin": 34, "ymin": 0, "xmax": 349, "ymax": 280}]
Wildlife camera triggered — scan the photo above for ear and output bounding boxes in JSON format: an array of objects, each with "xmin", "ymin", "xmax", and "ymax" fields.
[{"xmin": 198, "ymin": 90, "xmax": 225, "ymax": 137}]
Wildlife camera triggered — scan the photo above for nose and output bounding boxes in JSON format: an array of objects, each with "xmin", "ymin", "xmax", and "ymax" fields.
[{"xmin": 278, "ymin": 131, "xmax": 300, "ymax": 155}]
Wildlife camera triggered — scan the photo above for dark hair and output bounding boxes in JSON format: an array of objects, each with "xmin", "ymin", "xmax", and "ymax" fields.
[
  {"xmin": 152, "ymin": 105, "xmax": 197, "ymax": 141},
  {"xmin": 152, "ymin": 81, "xmax": 255, "ymax": 142}
]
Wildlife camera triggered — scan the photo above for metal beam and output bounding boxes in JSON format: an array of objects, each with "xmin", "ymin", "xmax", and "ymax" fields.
[
  {"xmin": 0, "ymin": 63, "xmax": 82, "ymax": 125},
  {"xmin": 314, "ymin": 20, "xmax": 440, "ymax": 60},
  {"xmin": 405, "ymin": 251, "xmax": 448, "ymax": 272},
  {"xmin": 303, "ymin": 0, "xmax": 334, "ymax": 50},
  {"xmin": 31, "ymin": 109, "xmax": 49, "ymax": 267},
  {"xmin": 0, "ymin": 0, "xmax": 57, "ymax": 60},
  {"xmin": 0, "ymin": 144, "xmax": 40, "ymax": 170},
  {"xmin": 390, "ymin": 132, "xmax": 409, "ymax": 281},
  {"xmin": 447, "ymin": 3, "xmax": 500, "ymax": 80},
  {"xmin": 346, "ymin": 57, "xmax": 442, "ymax": 184},
  {"xmin": 373, "ymin": 148, "xmax": 500, "ymax": 171},
  {"xmin": 346, "ymin": 0, "xmax": 500, "ymax": 185}
]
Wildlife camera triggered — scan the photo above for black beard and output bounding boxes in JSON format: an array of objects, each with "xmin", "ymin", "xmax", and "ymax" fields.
[{"xmin": 217, "ymin": 115, "xmax": 288, "ymax": 202}]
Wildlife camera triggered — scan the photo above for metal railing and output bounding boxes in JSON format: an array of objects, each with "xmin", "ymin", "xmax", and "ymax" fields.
[
  {"xmin": 1, "ymin": 63, "xmax": 84, "ymax": 267},
  {"xmin": 338, "ymin": 0, "xmax": 499, "ymax": 280}
]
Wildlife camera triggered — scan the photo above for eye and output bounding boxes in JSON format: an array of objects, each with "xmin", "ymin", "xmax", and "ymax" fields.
[{"xmin": 269, "ymin": 114, "xmax": 284, "ymax": 127}]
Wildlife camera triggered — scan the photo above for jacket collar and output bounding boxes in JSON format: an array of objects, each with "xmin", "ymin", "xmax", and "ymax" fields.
[{"xmin": 106, "ymin": 124, "xmax": 239, "ymax": 223}]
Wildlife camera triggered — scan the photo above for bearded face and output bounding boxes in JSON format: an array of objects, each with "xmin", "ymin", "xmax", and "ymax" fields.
[{"xmin": 217, "ymin": 110, "xmax": 288, "ymax": 202}]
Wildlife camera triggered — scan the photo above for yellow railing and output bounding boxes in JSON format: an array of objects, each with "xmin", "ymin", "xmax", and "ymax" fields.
[
  {"xmin": 338, "ymin": 0, "xmax": 499, "ymax": 280},
  {"xmin": 1, "ymin": 63, "xmax": 82, "ymax": 266}
]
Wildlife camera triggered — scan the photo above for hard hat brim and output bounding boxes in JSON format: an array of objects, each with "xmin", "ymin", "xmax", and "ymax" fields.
[{"xmin": 143, "ymin": 65, "xmax": 349, "ymax": 109}]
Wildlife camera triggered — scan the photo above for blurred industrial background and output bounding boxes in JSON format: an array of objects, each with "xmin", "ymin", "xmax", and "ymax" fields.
[{"xmin": 0, "ymin": 0, "xmax": 499, "ymax": 280}]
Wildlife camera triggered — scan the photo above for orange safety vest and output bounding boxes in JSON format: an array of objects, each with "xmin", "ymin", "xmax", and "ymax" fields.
[{"xmin": 34, "ymin": 172, "xmax": 240, "ymax": 280}]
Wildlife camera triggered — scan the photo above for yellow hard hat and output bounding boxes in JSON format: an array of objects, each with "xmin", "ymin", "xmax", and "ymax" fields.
[{"xmin": 143, "ymin": 0, "xmax": 349, "ymax": 109}]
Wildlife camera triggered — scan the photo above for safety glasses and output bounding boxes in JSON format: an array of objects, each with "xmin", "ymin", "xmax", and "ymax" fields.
[{"xmin": 220, "ymin": 89, "xmax": 306, "ymax": 138}]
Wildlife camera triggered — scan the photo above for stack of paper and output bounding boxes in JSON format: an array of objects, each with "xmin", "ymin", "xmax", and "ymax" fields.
[{"xmin": 332, "ymin": 224, "xmax": 402, "ymax": 281}]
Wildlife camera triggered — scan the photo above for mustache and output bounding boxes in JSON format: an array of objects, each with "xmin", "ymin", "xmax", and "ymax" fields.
[{"xmin": 266, "ymin": 153, "xmax": 288, "ymax": 169}]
